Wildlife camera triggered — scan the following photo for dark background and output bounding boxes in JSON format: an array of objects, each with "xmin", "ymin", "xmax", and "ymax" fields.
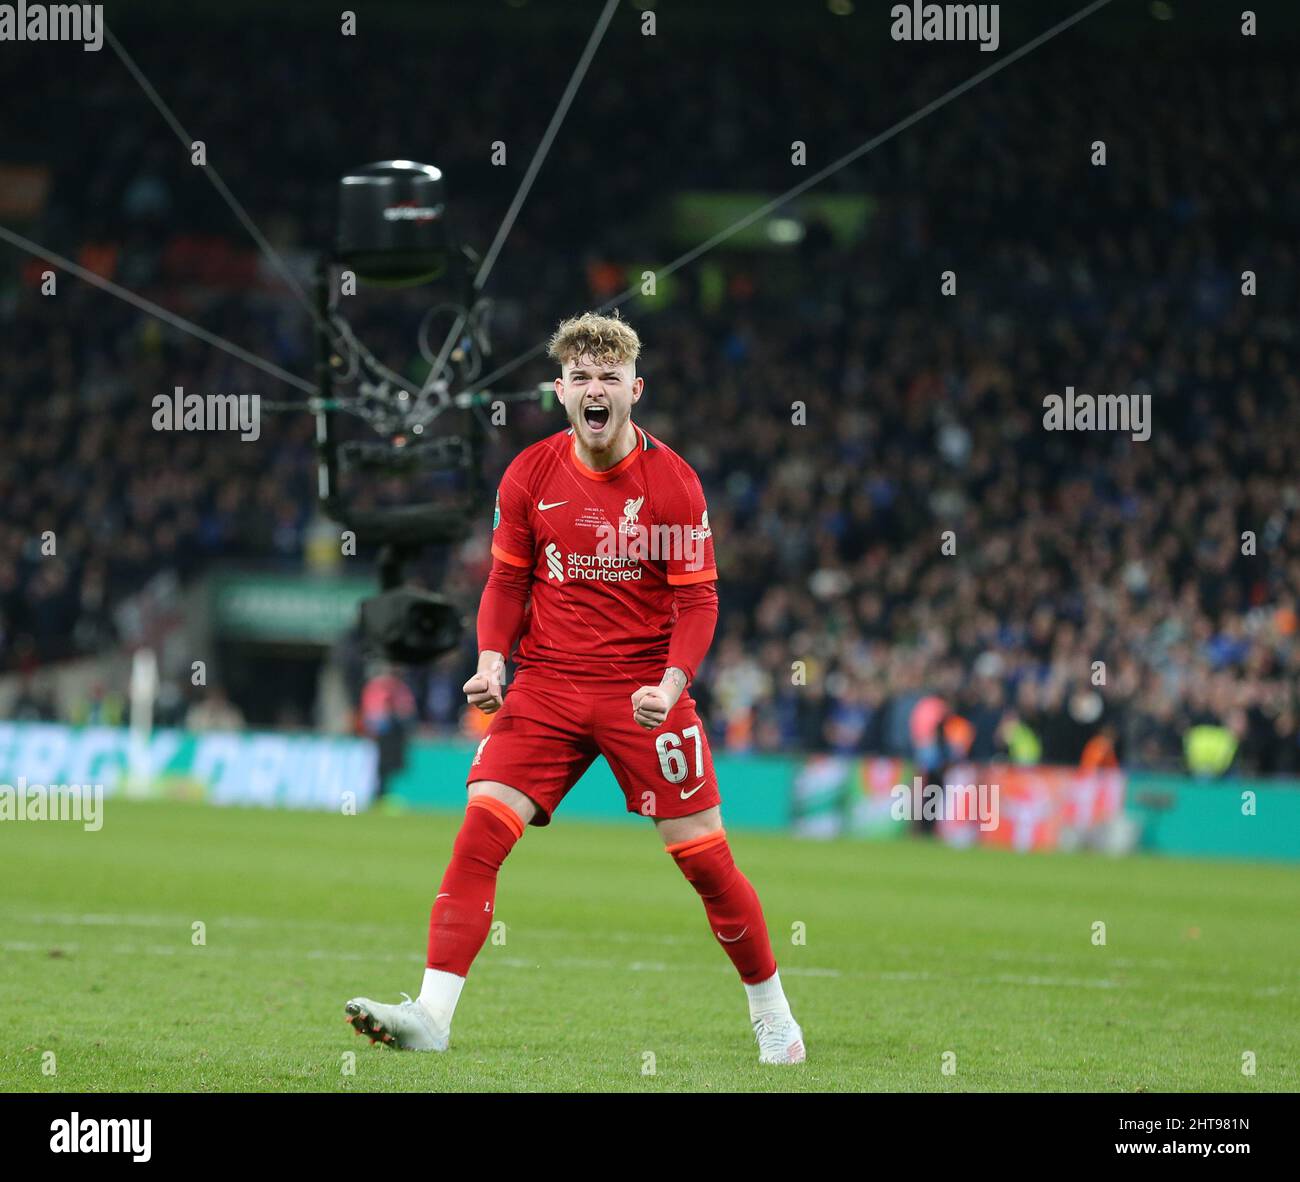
[{"xmin": 1, "ymin": 0, "xmax": 1297, "ymax": 775}]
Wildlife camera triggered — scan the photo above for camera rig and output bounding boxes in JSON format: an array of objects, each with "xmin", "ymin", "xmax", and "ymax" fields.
[{"xmin": 271, "ymin": 161, "xmax": 550, "ymax": 664}]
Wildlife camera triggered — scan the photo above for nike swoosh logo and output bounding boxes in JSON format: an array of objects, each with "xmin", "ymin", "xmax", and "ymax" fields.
[
  {"xmin": 537, "ymin": 499, "xmax": 568, "ymax": 511},
  {"xmin": 716, "ymin": 926, "xmax": 749, "ymax": 943},
  {"xmin": 435, "ymin": 893, "xmax": 450, "ymax": 900},
  {"xmin": 680, "ymin": 780, "xmax": 705, "ymax": 799}
]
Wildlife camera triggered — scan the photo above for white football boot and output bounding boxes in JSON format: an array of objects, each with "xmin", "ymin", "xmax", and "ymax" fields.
[
  {"xmin": 753, "ymin": 1012, "xmax": 806, "ymax": 1064},
  {"xmin": 344, "ymin": 993, "xmax": 449, "ymax": 1052}
]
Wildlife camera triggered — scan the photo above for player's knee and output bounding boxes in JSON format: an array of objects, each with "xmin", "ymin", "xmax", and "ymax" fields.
[
  {"xmin": 654, "ymin": 806, "xmax": 721, "ymax": 846},
  {"xmin": 671, "ymin": 841, "xmax": 738, "ymax": 898},
  {"xmin": 447, "ymin": 790, "xmax": 530, "ymax": 874},
  {"xmin": 467, "ymin": 779, "xmax": 536, "ymax": 826}
]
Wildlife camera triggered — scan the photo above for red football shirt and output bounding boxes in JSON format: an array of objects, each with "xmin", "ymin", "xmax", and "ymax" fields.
[{"xmin": 489, "ymin": 425, "xmax": 716, "ymax": 684}]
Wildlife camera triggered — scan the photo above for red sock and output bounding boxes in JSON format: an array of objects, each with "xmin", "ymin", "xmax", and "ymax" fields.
[
  {"xmin": 667, "ymin": 829, "xmax": 778, "ymax": 985},
  {"xmin": 426, "ymin": 796, "xmax": 524, "ymax": 976}
]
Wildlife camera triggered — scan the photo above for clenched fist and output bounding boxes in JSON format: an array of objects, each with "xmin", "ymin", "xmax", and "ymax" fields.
[
  {"xmin": 631, "ymin": 669, "xmax": 686, "ymax": 730},
  {"xmin": 463, "ymin": 651, "xmax": 506, "ymax": 714}
]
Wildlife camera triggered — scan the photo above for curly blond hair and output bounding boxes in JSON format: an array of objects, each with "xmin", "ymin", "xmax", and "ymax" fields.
[{"xmin": 546, "ymin": 310, "xmax": 641, "ymax": 368}]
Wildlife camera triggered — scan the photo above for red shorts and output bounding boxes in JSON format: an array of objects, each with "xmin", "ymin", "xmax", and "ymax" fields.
[{"xmin": 466, "ymin": 668, "xmax": 721, "ymax": 825}]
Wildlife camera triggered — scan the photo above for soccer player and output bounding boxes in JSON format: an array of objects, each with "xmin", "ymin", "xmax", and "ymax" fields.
[{"xmin": 346, "ymin": 312, "xmax": 805, "ymax": 1064}]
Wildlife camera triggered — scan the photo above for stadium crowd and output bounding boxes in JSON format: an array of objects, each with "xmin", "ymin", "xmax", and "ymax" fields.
[{"xmin": 2, "ymin": 14, "xmax": 1297, "ymax": 776}]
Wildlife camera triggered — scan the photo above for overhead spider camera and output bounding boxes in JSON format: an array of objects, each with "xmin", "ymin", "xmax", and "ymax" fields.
[
  {"xmin": 307, "ymin": 161, "xmax": 498, "ymax": 665},
  {"xmin": 337, "ymin": 159, "xmax": 455, "ymax": 287}
]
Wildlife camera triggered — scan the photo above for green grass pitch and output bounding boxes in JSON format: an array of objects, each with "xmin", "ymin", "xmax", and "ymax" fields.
[{"xmin": 1, "ymin": 799, "xmax": 1296, "ymax": 1092}]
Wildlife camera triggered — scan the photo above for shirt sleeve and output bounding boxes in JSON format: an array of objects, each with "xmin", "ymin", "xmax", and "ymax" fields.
[
  {"xmin": 477, "ymin": 557, "xmax": 531, "ymax": 657},
  {"xmin": 489, "ymin": 458, "xmax": 534, "ymax": 570},
  {"xmin": 667, "ymin": 581, "xmax": 718, "ymax": 684},
  {"xmin": 661, "ymin": 460, "xmax": 717, "ymax": 586}
]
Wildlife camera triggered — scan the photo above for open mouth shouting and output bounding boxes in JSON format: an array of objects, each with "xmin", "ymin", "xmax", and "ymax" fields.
[{"xmin": 583, "ymin": 403, "xmax": 612, "ymax": 435}]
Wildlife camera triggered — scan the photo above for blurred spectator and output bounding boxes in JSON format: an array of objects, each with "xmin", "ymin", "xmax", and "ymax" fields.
[
  {"xmin": 66, "ymin": 682, "xmax": 126, "ymax": 727},
  {"xmin": 185, "ymin": 686, "xmax": 246, "ymax": 733},
  {"xmin": 361, "ymin": 661, "xmax": 417, "ymax": 800}
]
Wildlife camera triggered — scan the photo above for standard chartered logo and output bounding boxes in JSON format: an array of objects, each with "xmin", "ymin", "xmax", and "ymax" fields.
[{"xmin": 545, "ymin": 542, "xmax": 642, "ymax": 584}]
